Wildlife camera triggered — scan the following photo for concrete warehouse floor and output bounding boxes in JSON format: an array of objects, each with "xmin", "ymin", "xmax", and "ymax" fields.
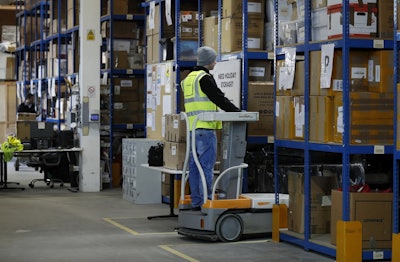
[{"xmin": 0, "ymin": 159, "xmax": 336, "ymax": 262}]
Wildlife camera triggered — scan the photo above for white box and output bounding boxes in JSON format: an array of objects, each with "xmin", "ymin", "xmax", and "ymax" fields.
[
  {"xmin": 278, "ymin": 2, "xmax": 293, "ymax": 22},
  {"xmin": 312, "ymin": 7, "xmax": 327, "ymax": 28},
  {"xmin": 327, "ymin": 6, "xmax": 377, "ymax": 38},
  {"xmin": 328, "ymin": 0, "xmax": 376, "ymax": 6},
  {"xmin": 312, "ymin": 7, "xmax": 328, "ymax": 41},
  {"xmin": 312, "ymin": 26, "xmax": 328, "ymax": 42}
]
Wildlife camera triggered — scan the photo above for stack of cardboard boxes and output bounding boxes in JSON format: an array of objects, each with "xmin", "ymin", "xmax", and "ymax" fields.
[
  {"xmin": 276, "ymin": 48, "xmax": 394, "ymax": 145},
  {"xmin": 221, "ymin": 0, "xmax": 265, "ymax": 53},
  {"xmin": 162, "ymin": 114, "xmax": 187, "ymax": 207},
  {"xmin": 101, "ymin": 0, "xmax": 145, "ymax": 70},
  {"xmin": 100, "ymin": 77, "xmax": 145, "ymax": 125}
]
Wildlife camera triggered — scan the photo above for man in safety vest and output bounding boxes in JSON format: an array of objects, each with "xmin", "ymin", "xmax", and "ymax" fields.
[{"xmin": 181, "ymin": 46, "xmax": 240, "ymax": 211}]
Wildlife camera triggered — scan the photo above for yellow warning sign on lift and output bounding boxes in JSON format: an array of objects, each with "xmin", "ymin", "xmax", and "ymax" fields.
[{"xmin": 87, "ymin": 30, "xmax": 95, "ymax": 41}]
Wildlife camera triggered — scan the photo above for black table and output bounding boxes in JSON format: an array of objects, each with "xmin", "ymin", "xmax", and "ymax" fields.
[{"xmin": 0, "ymin": 148, "xmax": 82, "ymax": 190}]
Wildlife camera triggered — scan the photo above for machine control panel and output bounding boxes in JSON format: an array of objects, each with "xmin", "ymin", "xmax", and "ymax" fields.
[{"xmin": 197, "ymin": 112, "xmax": 259, "ymax": 122}]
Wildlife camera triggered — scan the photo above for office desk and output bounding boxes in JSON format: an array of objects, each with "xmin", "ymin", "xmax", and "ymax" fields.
[
  {"xmin": 141, "ymin": 164, "xmax": 185, "ymax": 220},
  {"xmin": 0, "ymin": 148, "xmax": 82, "ymax": 190}
]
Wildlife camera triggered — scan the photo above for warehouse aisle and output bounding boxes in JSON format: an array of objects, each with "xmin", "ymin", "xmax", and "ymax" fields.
[{"xmin": 0, "ymin": 161, "xmax": 335, "ymax": 262}]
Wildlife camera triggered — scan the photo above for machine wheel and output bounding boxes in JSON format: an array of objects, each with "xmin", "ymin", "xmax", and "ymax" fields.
[
  {"xmin": 29, "ymin": 183, "xmax": 34, "ymax": 188},
  {"xmin": 216, "ymin": 213, "xmax": 243, "ymax": 242}
]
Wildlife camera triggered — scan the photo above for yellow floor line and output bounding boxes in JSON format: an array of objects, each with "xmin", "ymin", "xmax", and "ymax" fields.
[
  {"xmin": 103, "ymin": 218, "xmax": 177, "ymax": 236},
  {"xmin": 159, "ymin": 245, "xmax": 199, "ymax": 262},
  {"xmin": 103, "ymin": 218, "xmax": 140, "ymax": 236}
]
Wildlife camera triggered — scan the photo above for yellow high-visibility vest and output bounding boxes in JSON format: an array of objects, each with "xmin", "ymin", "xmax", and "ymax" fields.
[{"xmin": 181, "ymin": 70, "xmax": 222, "ymax": 131}]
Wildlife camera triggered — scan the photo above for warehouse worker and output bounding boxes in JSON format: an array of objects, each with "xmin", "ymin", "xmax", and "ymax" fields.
[
  {"xmin": 17, "ymin": 93, "xmax": 36, "ymax": 114},
  {"xmin": 181, "ymin": 46, "xmax": 240, "ymax": 211}
]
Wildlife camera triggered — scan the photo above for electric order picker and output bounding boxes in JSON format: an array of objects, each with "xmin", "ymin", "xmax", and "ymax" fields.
[{"xmin": 177, "ymin": 112, "xmax": 289, "ymax": 242}]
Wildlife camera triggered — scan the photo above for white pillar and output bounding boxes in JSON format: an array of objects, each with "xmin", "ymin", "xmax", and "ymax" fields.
[{"xmin": 78, "ymin": 0, "xmax": 101, "ymax": 192}]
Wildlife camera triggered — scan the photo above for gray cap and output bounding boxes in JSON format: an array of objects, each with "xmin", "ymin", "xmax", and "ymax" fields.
[{"xmin": 197, "ymin": 46, "xmax": 217, "ymax": 66}]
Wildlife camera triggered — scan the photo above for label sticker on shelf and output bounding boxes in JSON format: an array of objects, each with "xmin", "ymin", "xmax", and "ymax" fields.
[
  {"xmin": 126, "ymin": 124, "xmax": 133, "ymax": 129},
  {"xmin": 374, "ymin": 145, "xmax": 385, "ymax": 154},
  {"xmin": 373, "ymin": 251, "xmax": 384, "ymax": 260},
  {"xmin": 373, "ymin": 40, "xmax": 384, "ymax": 49}
]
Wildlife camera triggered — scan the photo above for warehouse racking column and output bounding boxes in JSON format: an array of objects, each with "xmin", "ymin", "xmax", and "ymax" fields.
[{"xmin": 78, "ymin": 0, "xmax": 101, "ymax": 192}]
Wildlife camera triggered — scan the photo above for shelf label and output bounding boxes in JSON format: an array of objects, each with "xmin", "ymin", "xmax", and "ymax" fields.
[
  {"xmin": 267, "ymin": 136, "xmax": 274, "ymax": 144},
  {"xmin": 373, "ymin": 40, "xmax": 384, "ymax": 49},
  {"xmin": 126, "ymin": 14, "xmax": 133, "ymax": 20},
  {"xmin": 372, "ymin": 251, "xmax": 384, "ymax": 260},
  {"xmin": 126, "ymin": 124, "xmax": 134, "ymax": 129},
  {"xmin": 374, "ymin": 145, "xmax": 385, "ymax": 154},
  {"xmin": 126, "ymin": 69, "xmax": 133, "ymax": 75},
  {"xmin": 267, "ymin": 52, "xmax": 274, "ymax": 60}
]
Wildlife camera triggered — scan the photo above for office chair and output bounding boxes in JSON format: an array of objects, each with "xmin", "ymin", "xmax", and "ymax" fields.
[{"xmin": 28, "ymin": 152, "xmax": 69, "ymax": 188}]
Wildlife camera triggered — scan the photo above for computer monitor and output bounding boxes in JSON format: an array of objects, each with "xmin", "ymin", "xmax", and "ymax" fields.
[{"xmin": 30, "ymin": 122, "xmax": 55, "ymax": 149}]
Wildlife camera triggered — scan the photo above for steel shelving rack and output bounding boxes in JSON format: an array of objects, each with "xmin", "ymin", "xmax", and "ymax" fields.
[
  {"xmin": 100, "ymin": 0, "xmax": 146, "ymax": 187},
  {"xmin": 143, "ymin": 0, "xmax": 272, "ymax": 146},
  {"xmin": 217, "ymin": 0, "xmax": 273, "ymax": 145},
  {"xmin": 16, "ymin": 0, "xmax": 69, "ymax": 130},
  {"xmin": 393, "ymin": 0, "xmax": 400, "ymax": 260},
  {"xmin": 273, "ymin": 0, "xmax": 395, "ymax": 260},
  {"xmin": 141, "ymin": 0, "xmax": 201, "ymax": 205}
]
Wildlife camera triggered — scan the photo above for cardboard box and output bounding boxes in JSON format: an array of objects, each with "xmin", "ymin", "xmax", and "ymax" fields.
[
  {"xmin": 310, "ymin": 50, "xmax": 369, "ymax": 96},
  {"xmin": 288, "ymin": 171, "xmax": 338, "ymax": 234},
  {"xmin": 221, "ymin": 17, "xmax": 264, "ymax": 53},
  {"xmin": 203, "ymin": 16, "xmax": 218, "ymax": 52},
  {"xmin": 16, "ymin": 121, "xmax": 36, "ymax": 142},
  {"xmin": 0, "ymin": 82, "xmax": 17, "ymax": 123},
  {"xmin": 291, "ymin": 61, "xmax": 305, "ymax": 96},
  {"xmin": 333, "ymin": 92, "xmax": 394, "ymax": 144},
  {"xmin": 331, "ymin": 190, "xmax": 393, "ymax": 249},
  {"xmin": 17, "ymin": 113, "xmax": 36, "ymax": 121},
  {"xmin": 248, "ymin": 60, "xmax": 272, "ymax": 82},
  {"xmin": 0, "ymin": 53, "xmax": 15, "ymax": 80},
  {"xmin": 309, "ymin": 96, "xmax": 334, "ymax": 143},
  {"xmin": 112, "ymin": 78, "xmax": 142, "ymax": 102},
  {"xmin": 180, "ymin": 11, "xmax": 202, "ymax": 25},
  {"xmin": 247, "ymin": 82, "xmax": 274, "ymax": 136},
  {"xmin": 108, "ymin": 0, "xmax": 129, "ymax": 14},
  {"xmin": 275, "ymin": 60, "xmax": 292, "ymax": 96},
  {"xmin": 368, "ymin": 50, "xmax": 393, "ymax": 93},
  {"xmin": 111, "ymin": 51, "xmax": 130, "ymax": 69},
  {"xmin": 377, "ymin": 0, "xmax": 393, "ymax": 39},
  {"xmin": 222, "ymin": 0, "xmax": 265, "ymax": 18},
  {"xmin": 275, "ymin": 96, "xmax": 294, "ymax": 139},
  {"xmin": 102, "ymin": 20, "xmax": 139, "ymax": 38},
  {"xmin": 163, "ymin": 141, "xmax": 186, "ymax": 170},
  {"xmin": 165, "ymin": 114, "xmax": 186, "ymax": 143}
]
